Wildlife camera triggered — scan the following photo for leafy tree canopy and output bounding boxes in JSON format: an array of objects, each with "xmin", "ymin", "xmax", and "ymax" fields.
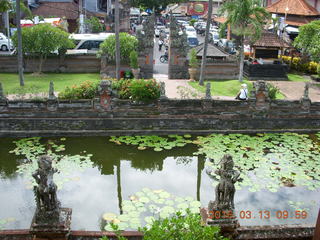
[
  {"xmin": 130, "ymin": 0, "xmax": 185, "ymax": 13},
  {"xmin": 294, "ymin": 20, "xmax": 320, "ymax": 62},
  {"xmin": 85, "ymin": 16, "xmax": 105, "ymax": 33},
  {"xmin": 12, "ymin": 24, "xmax": 75, "ymax": 73},
  {"xmin": 0, "ymin": 0, "xmax": 11, "ymax": 12},
  {"xmin": 98, "ymin": 32, "xmax": 138, "ymax": 63}
]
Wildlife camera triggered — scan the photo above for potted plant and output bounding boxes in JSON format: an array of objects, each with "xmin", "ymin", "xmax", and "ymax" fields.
[
  {"xmin": 188, "ymin": 48, "xmax": 199, "ymax": 81},
  {"xmin": 130, "ymin": 50, "xmax": 140, "ymax": 79}
]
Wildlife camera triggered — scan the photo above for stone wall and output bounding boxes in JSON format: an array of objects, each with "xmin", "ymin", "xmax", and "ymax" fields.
[
  {"xmin": 0, "ymin": 55, "xmax": 101, "ymax": 73},
  {"xmin": 0, "ymin": 226, "xmax": 315, "ymax": 240},
  {"xmin": 0, "ymin": 96, "xmax": 319, "ymax": 137},
  {"xmin": 195, "ymin": 61, "xmax": 239, "ymax": 80},
  {"xmin": 244, "ymin": 61, "xmax": 289, "ymax": 81}
]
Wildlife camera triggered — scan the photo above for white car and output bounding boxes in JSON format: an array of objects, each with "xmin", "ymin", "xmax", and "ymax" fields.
[
  {"xmin": 0, "ymin": 33, "xmax": 14, "ymax": 51},
  {"xmin": 185, "ymin": 26, "xmax": 197, "ymax": 36}
]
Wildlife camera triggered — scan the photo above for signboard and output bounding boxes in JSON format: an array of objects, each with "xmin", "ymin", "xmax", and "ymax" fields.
[{"xmin": 187, "ymin": 1, "xmax": 208, "ymax": 16}]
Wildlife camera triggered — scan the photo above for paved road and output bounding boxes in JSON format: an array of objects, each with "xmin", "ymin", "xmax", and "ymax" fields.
[{"xmin": 153, "ymin": 37, "xmax": 168, "ymax": 75}]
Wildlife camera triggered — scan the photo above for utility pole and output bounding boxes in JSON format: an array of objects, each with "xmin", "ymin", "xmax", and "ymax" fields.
[
  {"xmin": 16, "ymin": 0, "xmax": 25, "ymax": 86},
  {"xmin": 6, "ymin": 10, "xmax": 11, "ymax": 51},
  {"xmin": 115, "ymin": 0, "xmax": 120, "ymax": 80},
  {"xmin": 199, "ymin": 0, "xmax": 213, "ymax": 86}
]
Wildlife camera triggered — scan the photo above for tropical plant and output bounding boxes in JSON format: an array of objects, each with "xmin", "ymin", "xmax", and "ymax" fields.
[
  {"xmin": 189, "ymin": 19, "xmax": 197, "ymax": 26},
  {"xmin": 282, "ymin": 56, "xmax": 319, "ymax": 74},
  {"xmin": 112, "ymin": 78, "xmax": 160, "ymax": 102},
  {"xmin": 0, "ymin": 0, "xmax": 11, "ymax": 12},
  {"xmin": 317, "ymin": 64, "xmax": 320, "ymax": 77},
  {"xmin": 58, "ymin": 81, "xmax": 99, "ymax": 100},
  {"xmin": 129, "ymin": 51, "xmax": 139, "ymax": 69},
  {"xmin": 130, "ymin": 0, "xmax": 185, "ymax": 13},
  {"xmin": 12, "ymin": 23, "xmax": 75, "ymax": 73},
  {"xmin": 294, "ymin": 20, "xmax": 320, "ymax": 62},
  {"xmin": 219, "ymin": 0, "xmax": 271, "ymax": 82},
  {"xmin": 98, "ymin": 33, "xmax": 138, "ymax": 63},
  {"xmin": 85, "ymin": 16, "xmax": 105, "ymax": 33},
  {"xmin": 189, "ymin": 48, "xmax": 199, "ymax": 68},
  {"xmin": 267, "ymin": 83, "xmax": 280, "ymax": 100},
  {"xmin": 140, "ymin": 210, "xmax": 228, "ymax": 240}
]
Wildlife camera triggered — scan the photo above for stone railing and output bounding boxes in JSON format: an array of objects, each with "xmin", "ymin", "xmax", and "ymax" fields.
[{"xmin": 0, "ymin": 81, "xmax": 319, "ymax": 137}]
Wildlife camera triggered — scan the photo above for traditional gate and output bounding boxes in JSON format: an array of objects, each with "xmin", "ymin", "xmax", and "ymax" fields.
[{"xmin": 168, "ymin": 16, "xmax": 189, "ymax": 79}]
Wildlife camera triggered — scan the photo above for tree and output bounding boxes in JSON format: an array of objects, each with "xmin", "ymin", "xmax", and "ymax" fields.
[
  {"xmin": 130, "ymin": 0, "xmax": 185, "ymax": 14},
  {"xmin": 219, "ymin": 0, "xmax": 270, "ymax": 82},
  {"xmin": 294, "ymin": 20, "xmax": 320, "ymax": 62},
  {"xmin": 0, "ymin": 0, "xmax": 11, "ymax": 12},
  {"xmin": 85, "ymin": 16, "xmax": 104, "ymax": 33},
  {"xmin": 199, "ymin": 0, "xmax": 213, "ymax": 86},
  {"xmin": 98, "ymin": 32, "xmax": 138, "ymax": 63},
  {"xmin": 12, "ymin": 23, "xmax": 75, "ymax": 73}
]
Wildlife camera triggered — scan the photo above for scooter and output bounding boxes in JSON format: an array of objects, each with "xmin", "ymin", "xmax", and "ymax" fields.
[{"xmin": 160, "ymin": 53, "xmax": 168, "ymax": 63}]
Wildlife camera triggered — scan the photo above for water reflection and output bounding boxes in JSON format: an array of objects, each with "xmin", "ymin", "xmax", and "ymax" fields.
[{"xmin": 0, "ymin": 137, "xmax": 318, "ymax": 230}]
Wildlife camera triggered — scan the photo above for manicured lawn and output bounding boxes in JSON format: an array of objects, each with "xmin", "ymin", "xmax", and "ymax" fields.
[
  {"xmin": 188, "ymin": 80, "xmax": 285, "ymax": 99},
  {"xmin": 288, "ymin": 73, "xmax": 309, "ymax": 82},
  {"xmin": 0, "ymin": 73, "xmax": 101, "ymax": 94}
]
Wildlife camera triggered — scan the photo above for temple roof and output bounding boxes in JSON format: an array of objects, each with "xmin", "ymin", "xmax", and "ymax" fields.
[
  {"xmin": 266, "ymin": 0, "xmax": 320, "ymax": 16},
  {"xmin": 193, "ymin": 43, "xmax": 229, "ymax": 58},
  {"xmin": 251, "ymin": 32, "xmax": 291, "ymax": 48}
]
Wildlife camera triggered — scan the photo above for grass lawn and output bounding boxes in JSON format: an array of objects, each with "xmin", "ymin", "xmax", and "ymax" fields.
[
  {"xmin": 188, "ymin": 80, "xmax": 285, "ymax": 99},
  {"xmin": 0, "ymin": 73, "xmax": 101, "ymax": 95},
  {"xmin": 288, "ymin": 73, "xmax": 309, "ymax": 82}
]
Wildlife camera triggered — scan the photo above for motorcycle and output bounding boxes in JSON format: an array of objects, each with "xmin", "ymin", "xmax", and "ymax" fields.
[{"xmin": 160, "ymin": 53, "xmax": 168, "ymax": 63}]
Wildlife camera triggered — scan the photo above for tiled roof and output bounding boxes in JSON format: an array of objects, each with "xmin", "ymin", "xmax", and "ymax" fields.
[
  {"xmin": 252, "ymin": 32, "xmax": 291, "ymax": 48},
  {"xmin": 266, "ymin": 0, "xmax": 320, "ymax": 16},
  {"xmin": 193, "ymin": 43, "xmax": 229, "ymax": 58},
  {"xmin": 285, "ymin": 15, "xmax": 312, "ymax": 26},
  {"xmin": 32, "ymin": 2, "xmax": 80, "ymax": 20}
]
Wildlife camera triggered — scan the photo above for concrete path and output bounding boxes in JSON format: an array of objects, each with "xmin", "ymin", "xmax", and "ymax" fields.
[{"xmin": 270, "ymin": 81, "xmax": 320, "ymax": 102}]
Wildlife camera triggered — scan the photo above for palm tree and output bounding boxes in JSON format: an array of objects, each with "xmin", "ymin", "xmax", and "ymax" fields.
[
  {"xmin": 220, "ymin": 0, "xmax": 270, "ymax": 82},
  {"xmin": 115, "ymin": 0, "xmax": 120, "ymax": 80},
  {"xmin": 0, "ymin": 0, "xmax": 11, "ymax": 12}
]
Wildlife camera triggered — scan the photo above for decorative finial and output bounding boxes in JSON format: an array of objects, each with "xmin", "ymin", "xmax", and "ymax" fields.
[
  {"xmin": 48, "ymin": 81, "xmax": 56, "ymax": 100},
  {"xmin": 205, "ymin": 82, "xmax": 211, "ymax": 99}
]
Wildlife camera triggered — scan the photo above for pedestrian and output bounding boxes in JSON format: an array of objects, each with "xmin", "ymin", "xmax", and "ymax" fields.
[
  {"xmin": 235, "ymin": 84, "xmax": 248, "ymax": 100},
  {"xmin": 158, "ymin": 39, "xmax": 164, "ymax": 51}
]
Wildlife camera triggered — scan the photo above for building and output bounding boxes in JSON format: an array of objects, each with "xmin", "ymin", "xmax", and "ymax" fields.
[
  {"xmin": 265, "ymin": 0, "xmax": 319, "ymax": 11},
  {"xmin": 28, "ymin": 0, "xmax": 130, "ymax": 32}
]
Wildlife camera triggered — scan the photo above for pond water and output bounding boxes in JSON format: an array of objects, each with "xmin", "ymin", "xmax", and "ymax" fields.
[{"xmin": 0, "ymin": 134, "xmax": 319, "ymax": 231}]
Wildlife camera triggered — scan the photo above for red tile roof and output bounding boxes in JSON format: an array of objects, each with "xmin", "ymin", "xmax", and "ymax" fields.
[
  {"xmin": 32, "ymin": 2, "xmax": 80, "ymax": 20},
  {"xmin": 266, "ymin": 0, "xmax": 320, "ymax": 16}
]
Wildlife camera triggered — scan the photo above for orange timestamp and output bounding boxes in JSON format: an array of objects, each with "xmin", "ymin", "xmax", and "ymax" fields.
[{"xmin": 208, "ymin": 210, "xmax": 308, "ymax": 220}]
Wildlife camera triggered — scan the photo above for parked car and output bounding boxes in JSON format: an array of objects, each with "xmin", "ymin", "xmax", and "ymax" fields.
[
  {"xmin": 68, "ymin": 33, "xmax": 113, "ymax": 53},
  {"xmin": 209, "ymin": 32, "xmax": 220, "ymax": 45},
  {"xmin": 218, "ymin": 39, "xmax": 237, "ymax": 54},
  {"xmin": 187, "ymin": 36, "xmax": 199, "ymax": 47},
  {"xmin": 185, "ymin": 26, "xmax": 197, "ymax": 36},
  {"xmin": 0, "ymin": 33, "xmax": 14, "ymax": 51}
]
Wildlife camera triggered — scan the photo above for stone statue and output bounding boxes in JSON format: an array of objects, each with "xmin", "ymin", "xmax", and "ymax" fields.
[
  {"xmin": 0, "ymin": 82, "xmax": 6, "ymax": 101},
  {"xmin": 207, "ymin": 154, "xmax": 240, "ymax": 211},
  {"xmin": 32, "ymin": 155, "xmax": 60, "ymax": 223},
  {"xmin": 303, "ymin": 82, "xmax": 310, "ymax": 100},
  {"xmin": 160, "ymin": 82, "xmax": 167, "ymax": 99},
  {"xmin": 206, "ymin": 83, "xmax": 211, "ymax": 99},
  {"xmin": 48, "ymin": 81, "xmax": 56, "ymax": 100}
]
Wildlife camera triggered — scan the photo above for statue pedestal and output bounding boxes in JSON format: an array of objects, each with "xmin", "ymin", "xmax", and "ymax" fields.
[
  {"xmin": 30, "ymin": 208, "xmax": 72, "ymax": 240},
  {"xmin": 202, "ymin": 206, "xmax": 239, "ymax": 239}
]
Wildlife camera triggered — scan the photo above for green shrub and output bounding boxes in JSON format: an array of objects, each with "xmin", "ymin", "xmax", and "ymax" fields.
[
  {"xmin": 267, "ymin": 83, "xmax": 280, "ymax": 100},
  {"xmin": 282, "ymin": 56, "xmax": 319, "ymax": 74},
  {"xmin": 129, "ymin": 51, "xmax": 139, "ymax": 69},
  {"xmin": 317, "ymin": 64, "xmax": 320, "ymax": 77},
  {"xmin": 58, "ymin": 80, "xmax": 98, "ymax": 99},
  {"xmin": 189, "ymin": 48, "xmax": 199, "ymax": 68},
  {"xmin": 190, "ymin": 19, "xmax": 197, "ymax": 26},
  {"xmin": 112, "ymin": 79, "xmax": 160, "ymax": 102},
  {"xmin": 140, "ymin": 210, "xmax": 228, "ymax": 240},
  {"xmin": 85, "ymin": 16, "xmax": 104, "ymax": 33},
  {"xmin": 98, "ymin": 33, "xmax": 138, "ymax": 63}
]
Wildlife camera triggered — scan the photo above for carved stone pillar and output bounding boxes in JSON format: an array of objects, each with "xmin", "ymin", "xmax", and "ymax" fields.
[
  {"xmin": 300, "ymin": 82, "xmax": 311, "ymax": 111},
  {"xmin": 251, "ymin": 81, "xmax": 270, "ymax": 118},
  {"xmin": 168, "ymin": 16, "xmax": 189, "ymax": 79},
  {"xmin": 137, "ymin": 14, "xmax": 154, "ymax": 79}
]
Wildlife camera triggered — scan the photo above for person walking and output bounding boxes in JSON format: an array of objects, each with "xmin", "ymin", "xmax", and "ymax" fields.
[{"xmin": 158, "ymin": 39, "xmax": 164, "ymax": 51}]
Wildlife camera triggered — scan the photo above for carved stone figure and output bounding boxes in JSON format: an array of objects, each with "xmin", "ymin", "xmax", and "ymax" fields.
[
  {"xmin": 0, "ymin": 83, "xmax": 6, "ymax": 101},
  {"xmin": 206, "ymin": 83, "xmax": 211, "ymax": 99},
  {"xmin": 33, "ymin": 155, "xmax": 60, "ymax": 223},
  {"xmin": 207, "ymin": 154, "xmax": 240, "ymax": 211},
  {"xmin": 48, "ymin": 81, "xmax": 56, "ymax": 100},
  {"xmin": 160, "ymin": 82, "xmax": 167, "ymax": 99}
]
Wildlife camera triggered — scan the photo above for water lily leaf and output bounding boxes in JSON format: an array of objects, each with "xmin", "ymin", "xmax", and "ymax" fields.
[{"xmin": 103, "ymin": 213, "xmax": 117, "ymax": 221}]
